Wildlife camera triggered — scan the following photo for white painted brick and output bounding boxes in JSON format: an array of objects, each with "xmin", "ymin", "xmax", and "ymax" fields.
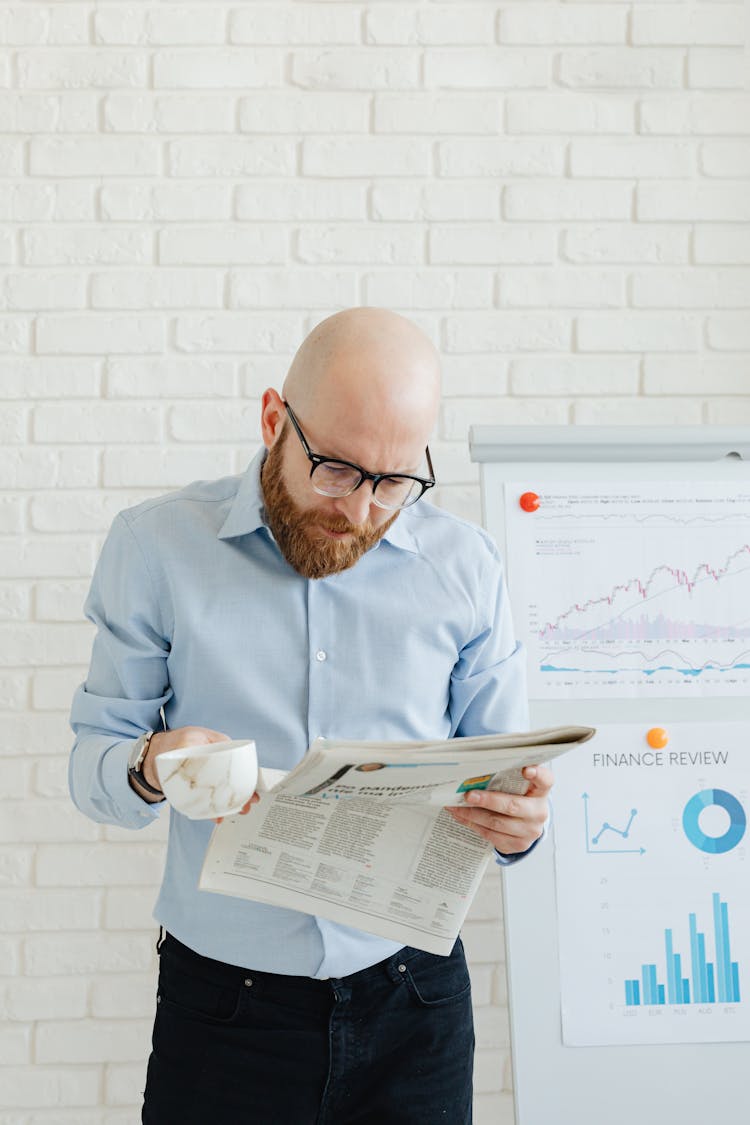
[
  {"xmin": 36, "ymin": 315, "xmax": 165, "ymax": 356},
  {"xmin": 104, "ymin": 889, "xmax": 163, "ymax": 932},
  {"xmin": 56, "ymin": 92, "xmax": 100, "ymax": 133},
  {"xmin": 243, "ymin": 360, "xmax": 293, "ymax": 399},
  {"xmin": 570, "ymin": 139, "xmax": 695, "ymax": 176},
  {"xmin": 0, "ymin": 1027, "xmax": 31, "ymax": 1066},
  {"xmin": 30, "ymin": 137, "xmax": 160, "ymax": 177},
  {"xmin": 632, "ymin": 5, "xmax": 745, "ymax": 45},
  {"xmin": 573, "ymin": 397, "xmax": 702, "ymax": 423},
  {"xmin": 174, "ymin": 313, "xmax": 301, "ymax": 355},
  {"xmin": 0, "ymin": 675, "xmax": 28, "ymax": 709},
  {"xmin": 474, "ymin": 1047, "xmax": 509, "ymax": 1093},
  {"xmin": 564, "ymin": 224, "xmax": 689, "ymax": 263},
  {"xmin": 34, "ymin": 403, "xmax": 162, "ymax": 445},
  {"xmin": 95, "ymin": 6, "xmax": 225, "ymax": 46},
  {"xmin": 236, "ymin": 181, "xmax": 365, "ymax": 221},
  {"xmin": 424, "ymin": 49, "xmax": 549, "ymax": 88},
  {"xmin": 292, "ymin": 48, "xmax": 420, "ymax": 90},
  {"xmin": 558, "ymin": 48, "xmax": 684, "ymax": 89},
  {"xmin": 91, "ymin": 973, "xmax": 155, "ymax": 1020},
  {"xmin": 464, "ymin": 920, "xmax": 509, "ymax": 967},
  {"xmin": 429, "ymin": 441, "xmax": 480, "ymax": 483},
  {"xmin": 433, "ymin": 483, "xmax": 482, "ymax": 523},
  {"xmin": 430, "ymin": 225, "xmax": 554, "ymax": 264},
  {"xmin": 375, "ymin": 93, "xmax": 500, "ymax": 134},
  {"xmin": 1, "ymin": 890, "xmax": 98, "ymax": 934},
  {"xmin": 1, "ymin": 272, "xmax": 86, "ymax": 311},
  {"xmin": 36, "ymin": 1019, "xmax": 151, "ymax": 1065},
  {"xmin": 154, "ymin": 50, "xmax": 281, "ymax": 89},
  {"xmin": 101, "ymin": 93, "xmax": 156, "ymax": 134},
  {"xmin": 511, "ymin": 357, "xmax": 640, "ymax": 395},
  {"xmin": 444, "ymin": 313, "xmax": 571, "ymax": 354},
  {"xmin": 0, "ymin": 230, "xmax": 13, "ymax": 263},
  {"xmin": 365, "ymin": 5, "xmax": 493, "ymax": 45},
  {"xmin": 0, "ymin": 626, "xmax": 92, "ymax": 668},
  {"xmin": 103, "ymin": 182, "xmax": 231, "ymax": 223},
  {"xmin": 500, "ymin": 4, "xmax": 627, "ymax": 44},
  {"xmin": 501, "ymin": 269, "xmax": 624, "ymax": 308},
  {"xmin": 372, "ymin": 181, "xmax": 499, "ymax": 222},
  {"xmin": 297, "ymin": 225, "xmax": 423, "ymax": 265},
  {"xmin": 577, "ymin": 312, "xmax": 701, "ymax": 351},
  {"xmin": 707, "ymin": 315, "xmax": 750, "ymax": 350},
  {"xmin": 0, "ymin": 850, "xmax": 32, "ymax": 888},
  {"xmin": 0, "ymin": 54, "xmax": 8, "ymax": 88},
  {"xmin": 0, "ymin": 316, "xmax": 31, "ymax": 354},
  {"xmin": 104, "ymin": 1062, "xmax": 145, "ymax": 1107},
  {"xmin": 688, "ymin": 48, "xmax": 748, "ymax": 89},
  {"xmin": 91, "ymin": 271, "xmax": 223, "ymax": 310},
  {"xmin": 0, "ymin": 583, "xmax": 30, "ymax": 621},
  {"xmin": 0, "ymin": 498, "xmax": 23, "ymax": 535},
  {"xmin": 303, "ymin": 137, "xmax": 431, "ymax": 177},
  {"xmin": 240, "ymin": 91, "xmax": 368, "ymax": 134},
  {"xmin": 0, "ymin": 183, "xmax": 53, "ymax": 222},
  {"xmin": 469, "ymin": 872, "xmax": 503, "ymax": 922},
  {"xmin": 33, "ymin": 756, "xmax": 72, "ymax": 798},
  {"xmin": 0, "ymin": 406, "xmax": 28, "ymax": 444},
  {"xmin": 700, "ymin": 141, "xmax": 750, "ymax": 178},
  {"xmin": 706, "ymin": 398, "xmax": 750, "ymax": 423},
  {"xmin": 0, "ymin": 93, "xmax": 58, "ymax": 132},
  {"xmin": 25, "ymin": 933, "xmax": 154, "ymax": 975},
  {"xmin": 229, "ymin": 270, "xmax": 356, "ymax": 309},
  {"xmin": 52, "ymin": 183, "xmax": 98, "ymax": 222},
  {"xmin": 638, "ymin": 181, "xmax": 750, "ymax": 220},
  {"xmin": 643, "ymin": 356, "xmax": 750, "ymax": 394},
  {"xmin": 493, "ymin": 964, "xmax": 509, "ymax": 1008},
  {"xmin": 30, "ymin": 492, "xmax": 153, "ymax": 534},
  {"xmin": 363, "ymin": 270, "xmax": 492, "ymax": 310},
  {"xmin": 0, "ymin": 714, "xmax": 79, "ymax": 755},
  {"xmin": 439, "ymin": 139, "xmax": 564, "ymax": 177},
  {"xmin": 231, "ymin": 5, "xmax": 358, "ymax": 44},
  {"xmin": 0, "ymin": 6, "xmax": 89, "ymax": 46},
  {"xmin": 469, "ymin": 964, "xmax": 494, "ymax": 1006},
  {"xmin": 694, "ymin": 225, "xmax": 750, "ymax": 264},
  {"xmin": 0, "ymin": 539, "xmax": 93, "ymax": 579},
  {"xmin": 0, "ymin": 141, "xmax": 23, "ymax": 176},
  {"xmin": 168, "ymin": 402, "xmax": 261, "ymax": 443},
  {"xmin": 159, "ymin": 226, "xmax": 285, "ymax": 265},
  {"xmin": 506, "ymin": 93, "xmax": 634, "ymax": 134},
  {"xmin": 18, "ymin": 51, "xmax": 148, "ymax": 90},
  {"xmin": 22, "ymin": 228, "xmax": 152, "ymax": 267},
  {"xmin": 639, "ymin": 95, "xmax": 750, "ymax": 135},
  {"xmin": 156, "ymin": 94, "xmax": 234, "ymax": 134},
  {"xmin": 474, "ymin": 1091, "xmax": 515, "ymax": 1125},
  {"xmin": 633, "ymin": 269, "xmax": 750, "ymax": 308},
  {"xmin": 106, "ymin": 358, "xmax": 236, "ymax": 399},
  {"xmin": 0, "ymin": 1067, "xmax": 98, "ymax": 1109},
  {"xmin": 505, "ymin": 181, "xmax": 633, "ymax": 220},
  {"xmin": 168, "ymin": 138, "xmax": 295, "ymax": 177}
]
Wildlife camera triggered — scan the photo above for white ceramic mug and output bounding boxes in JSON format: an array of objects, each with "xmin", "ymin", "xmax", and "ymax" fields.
[{"xmin": 155, "ymin": 739, "xmax": 258, "ymax": 820}]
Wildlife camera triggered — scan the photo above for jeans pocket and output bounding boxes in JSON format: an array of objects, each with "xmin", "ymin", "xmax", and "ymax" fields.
[
  {"xmin": 401, "ymin": 945, "xmax": 472, "ymax": 1008},
  {"xmin": 157, "ymin": 956, "xmax": 244, "ymax": 1024}
]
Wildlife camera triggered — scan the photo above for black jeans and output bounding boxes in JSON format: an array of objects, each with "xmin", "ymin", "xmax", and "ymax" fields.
[{"xmin": 142, "ymin": 932, "xmax": 474, "ymax": 1124}]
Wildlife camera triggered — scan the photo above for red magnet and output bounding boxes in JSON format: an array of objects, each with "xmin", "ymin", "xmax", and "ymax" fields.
[{"xmin": 519, "ymin": 491, "xmax": 540, "ymax": 512}]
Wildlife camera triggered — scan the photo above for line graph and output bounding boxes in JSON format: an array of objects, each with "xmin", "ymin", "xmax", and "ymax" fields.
[{"xmin": 506, "ymin": 482, "xmax": 750, "ymax": 698}]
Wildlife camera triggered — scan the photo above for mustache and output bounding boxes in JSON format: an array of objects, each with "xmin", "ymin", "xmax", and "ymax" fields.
[{"xmin": 297, "ymin": 511, "xmax": 372, "ymax": 537}]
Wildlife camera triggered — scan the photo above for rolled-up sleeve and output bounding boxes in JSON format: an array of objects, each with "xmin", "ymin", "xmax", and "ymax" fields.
[{"xmin": 69, "ymin": 512, "xmax": 172, "ymax": 828}]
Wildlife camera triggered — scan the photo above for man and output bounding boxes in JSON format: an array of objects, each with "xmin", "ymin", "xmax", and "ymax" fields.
[{"xmin": 69, "ymin": 307, "xmax": 552, "ymax": 1124}]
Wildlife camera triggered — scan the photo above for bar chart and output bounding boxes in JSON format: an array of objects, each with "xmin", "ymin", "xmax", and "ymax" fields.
[{"xmin": 625, "ymin": 893, "xmax": 741, "ymax": 1007}]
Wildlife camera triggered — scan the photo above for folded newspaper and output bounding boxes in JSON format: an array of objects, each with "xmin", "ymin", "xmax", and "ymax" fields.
[{"xmin": 200, "ymin": 725, "xmax": 595, "ymax": 955}]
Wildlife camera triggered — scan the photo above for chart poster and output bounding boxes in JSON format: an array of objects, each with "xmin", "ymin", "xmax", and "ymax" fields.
[
  {"xmin": 504, "ymin": 482, "xmax": 750, "ymax": 699},
  {"xmin": 553, "ymin": 722, "xmax": 750, "ymax": 1046}
]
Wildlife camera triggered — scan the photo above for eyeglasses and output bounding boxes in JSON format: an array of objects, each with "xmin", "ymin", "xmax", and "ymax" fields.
[{"xmin": 282, "ymin": 400, "xmax": 436, "ymax": 511}]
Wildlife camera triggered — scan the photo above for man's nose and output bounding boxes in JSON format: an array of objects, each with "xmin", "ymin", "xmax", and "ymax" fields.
[{"xmin": 334, "ymin": 482, "xmax": 375, "ymax": 526}]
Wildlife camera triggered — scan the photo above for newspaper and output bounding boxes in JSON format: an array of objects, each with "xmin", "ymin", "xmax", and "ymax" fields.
[{"xmin": 199, "ymin": 725, "xmax": 594, "ymax": 955}]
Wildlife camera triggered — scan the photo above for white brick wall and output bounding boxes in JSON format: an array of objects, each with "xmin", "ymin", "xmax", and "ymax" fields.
[{"xmin": 1, "ymin": 2, "xmax": 748, "ymax": 1122}]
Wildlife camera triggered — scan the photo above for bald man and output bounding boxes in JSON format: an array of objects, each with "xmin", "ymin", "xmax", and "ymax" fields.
[{"xmin": 69, "ymin": 308, "xmax": 550, "ymax": 1125}]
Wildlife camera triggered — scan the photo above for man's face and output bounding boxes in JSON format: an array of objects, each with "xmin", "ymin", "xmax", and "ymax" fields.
[{"xmin": 261, "ymin": 424, "xmax": 399, "ymax": 580}]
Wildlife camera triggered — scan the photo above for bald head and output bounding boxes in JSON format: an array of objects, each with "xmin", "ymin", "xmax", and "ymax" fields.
[{"xmin": 282, "ymin": 308, "xmax": 441, "ymax": 434}]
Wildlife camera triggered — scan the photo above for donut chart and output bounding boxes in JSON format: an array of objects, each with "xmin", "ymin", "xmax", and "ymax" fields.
[{"xmin": 682, "ymin": 789, "xmax": 746, "ymax": 854}]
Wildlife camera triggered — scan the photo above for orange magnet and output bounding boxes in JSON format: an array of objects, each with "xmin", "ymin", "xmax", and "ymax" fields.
[
  {"xmin": 646, "ymin": 727, "xmax": 668, "ymax": 749},
  {"xmin": 519, "ymin": 491, "xmax": 540, "ymax": 512}
]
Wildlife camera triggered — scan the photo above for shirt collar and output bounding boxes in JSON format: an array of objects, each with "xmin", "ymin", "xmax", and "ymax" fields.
[{"xmin": 217, "ymin": 446, "xmax": 419, "ymax": 555}]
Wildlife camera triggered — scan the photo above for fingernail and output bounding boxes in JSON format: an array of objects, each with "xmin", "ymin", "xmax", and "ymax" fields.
[{"xmin": 466, "ymin": 791, "xmax": 481, "ymax": 804}]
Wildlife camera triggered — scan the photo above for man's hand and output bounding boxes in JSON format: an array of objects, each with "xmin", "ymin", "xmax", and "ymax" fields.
[{"xmin": 445, "ymin": 765, "xmax": 553, "ymax": 855}]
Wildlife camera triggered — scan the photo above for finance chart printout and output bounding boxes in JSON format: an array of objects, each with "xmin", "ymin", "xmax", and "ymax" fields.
[
  {"xmin": 553, "ymin": 723, "xmax": 750, "ymax": 1046},
  {"xmin": 504, "ymin": 482, "xmax": 750, "ymax": 699}
]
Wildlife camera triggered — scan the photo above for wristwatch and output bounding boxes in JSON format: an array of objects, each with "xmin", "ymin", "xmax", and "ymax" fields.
[{"xmin": 127, "ymin": 730, "xmax": 164, "ymax": 798}]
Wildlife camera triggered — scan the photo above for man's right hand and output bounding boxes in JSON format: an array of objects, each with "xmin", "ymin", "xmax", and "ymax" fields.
[{"xmin": 129, "ymin": 725, "xmax": 231, "ymax": 803}]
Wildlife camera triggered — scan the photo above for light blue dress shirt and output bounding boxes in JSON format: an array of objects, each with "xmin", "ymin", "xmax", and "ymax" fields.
[{"xmin": 69, "ymin": 449, "xmax": 530, "ymax": 978}]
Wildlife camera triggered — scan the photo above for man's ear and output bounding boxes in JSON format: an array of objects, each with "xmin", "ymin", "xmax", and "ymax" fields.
[{"xmin": 260, "ymin": 388, "xmax": 285, "ymax": 449}]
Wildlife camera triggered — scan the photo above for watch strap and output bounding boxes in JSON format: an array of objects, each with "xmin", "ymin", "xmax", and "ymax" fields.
[{"xmin": 128, "ymin": 731, "xmax": 163, "ymax": 797}]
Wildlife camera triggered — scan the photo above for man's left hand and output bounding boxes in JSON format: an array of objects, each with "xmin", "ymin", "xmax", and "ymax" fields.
[{"xmin": 445, "ymin": 765, "xmax": 553, "ymax": 855}]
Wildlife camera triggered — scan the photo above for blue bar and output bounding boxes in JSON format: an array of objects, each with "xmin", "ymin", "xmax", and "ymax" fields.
[
  {"xmin": 657, "ymin": 983, "xmax": 665, "ymax": 1005},
  {"xmin": 626, "ymin": 980, "xmax": 636, "ymax": 1006},
  {"xmin": 721, "ymin": 900, "xmax": 732, "ymax": 1001},
  {"xmin": 649, "ymin": 965, "xmax": 659, "ymax": 1006},
  {"xmin": 682, "ymin": 979, "xmax": 690, "ymax": 1004},
  {"xmin": 698, "ymin": 933, "xmax": 708, "ymax": 1003},
  {"xmin": 707, "ymin": 963, "xmax": 716, "ymax": 1003},
  {"xmin": 732, "ymin": 963, "xmax": 740, "ymax": 1003},
  {"xmin": 689, "ymin": 914, "xmax": 702, "ymax": 1003},
  {"xmin": 665, "ymin": 929, "xmax": 676, "ymax": 1003},
  {"xmin": 633, "ymin": 980, "xmax": 640, "ymax": 1005},
  {"xmin": 641, "ymin": 965, "xmax": 651, "ymax": 1005},
  {"xmin": 713, "ymin": 893, "xmax": 727, "ymax": 1002}
]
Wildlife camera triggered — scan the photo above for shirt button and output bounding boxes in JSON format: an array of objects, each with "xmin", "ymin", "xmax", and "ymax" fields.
[{"xmin": 315, "ymin": 650, "xmax": 327, "ymax": 662}]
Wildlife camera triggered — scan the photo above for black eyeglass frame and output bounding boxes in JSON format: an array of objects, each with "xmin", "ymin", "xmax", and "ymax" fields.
[{"xmin": 282, "ymin": 400, "xmax": 436, "ymax": 510}]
